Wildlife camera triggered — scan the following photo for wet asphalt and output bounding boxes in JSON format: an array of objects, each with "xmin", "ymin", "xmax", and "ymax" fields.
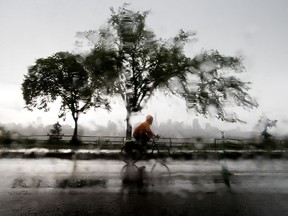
[{"xmin": 0, "ymin": 158, "xmax": 288, "ymax": 215}]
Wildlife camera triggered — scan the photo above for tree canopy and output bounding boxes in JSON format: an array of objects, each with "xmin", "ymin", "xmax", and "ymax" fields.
[
  {"xmin": 22, "ymin": 5, "xmax": 258, "ymax": 141},
  {"xmin": 22, "ymin": 51, "xmax": 111, "ymax": 143},
  {"xmin": 79, "ymin": 5, "xmax": 258, "ymax": 138}
]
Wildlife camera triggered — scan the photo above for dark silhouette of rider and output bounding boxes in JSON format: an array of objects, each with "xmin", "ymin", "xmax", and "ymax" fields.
[{"xmin": 133, "ymin": 115, "xmax": 157, "ymax": 146}]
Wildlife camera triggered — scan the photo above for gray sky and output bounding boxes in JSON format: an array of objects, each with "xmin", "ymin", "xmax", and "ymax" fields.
[{"xmin": 0, "ymin": 0, "xmax": 288, "ymax": 134}]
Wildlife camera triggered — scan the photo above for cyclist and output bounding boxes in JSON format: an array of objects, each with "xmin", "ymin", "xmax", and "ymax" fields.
[{"xmin": 133, "ymin": 115, "xmax": 158, "ymax": 147}]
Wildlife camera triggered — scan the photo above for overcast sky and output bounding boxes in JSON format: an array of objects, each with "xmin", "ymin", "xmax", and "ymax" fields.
[{"xmin": 0, "ymin": 0, "xmax": 287, "ymax": 135}]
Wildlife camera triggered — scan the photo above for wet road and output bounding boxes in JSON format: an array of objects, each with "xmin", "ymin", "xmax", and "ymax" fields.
[{"xmin": 1, "ymin": 158, "xmax": 288, "ymax": 215}]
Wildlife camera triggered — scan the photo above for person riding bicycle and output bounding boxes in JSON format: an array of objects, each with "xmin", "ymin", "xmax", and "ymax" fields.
[
  {"xmin": 121, "ymin": 115, "xmax": 165, "ymax": 162},
  {"xmin": 133, "ymin": 115, "xmax": 159, "ymax": 147}
]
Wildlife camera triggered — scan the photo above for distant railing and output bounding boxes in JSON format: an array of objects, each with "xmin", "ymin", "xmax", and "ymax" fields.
[
  {"xmin": 19, "ymin": 135, "xmax": 213, "ymax": 146},
  {"xmin": 11, "ymin": 135, "xmax": 288, "ymax": 149},
  {"xmin": 214, "ymin": 138, "xmax": 288, "ymax": 149}
]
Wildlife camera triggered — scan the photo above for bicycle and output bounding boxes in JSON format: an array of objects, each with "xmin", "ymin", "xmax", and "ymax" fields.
[
  {"xmin": 120, "ymin": 136, "xmax": 171, "ymax": 180},
  {"xmin": 120, "ymin": 135, "xmax": 171, "ymax": 184},
  {"xmin": 120, "ymin": 136, "xmax": 170, "ymax": 164}
]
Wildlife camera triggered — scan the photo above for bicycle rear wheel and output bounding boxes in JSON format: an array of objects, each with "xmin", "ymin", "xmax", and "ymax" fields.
[{"xmin": 120, "ymin": 143, "xmax": 143, "ymax": 163}]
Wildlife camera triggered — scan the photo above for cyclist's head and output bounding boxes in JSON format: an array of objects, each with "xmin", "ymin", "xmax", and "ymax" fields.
[{"xmin": 146, "ymin": 115, "xmax": 153, "ymax": 124}]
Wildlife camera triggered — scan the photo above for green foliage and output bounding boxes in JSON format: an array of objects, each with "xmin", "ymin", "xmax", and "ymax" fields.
[
  {"xmin": 22, "ymin": 52, "xmax": 111, "ymax": 143},
  {"xmin": 49, "ymin": 122, "xmax": 63, "ymax": 136},
  {"xmin": 48, "ymin": 122, "xmax": 64, "ymax": 144},
  {"xmin": 182, "ymin": 50, "xmax": 258, "ymax": 122},
  {"xmin": 79, "ymin": 4, "xmax": 258, "ymax": 135},
  {"xmin": 22, "ymin": 52, "xmax": 109, "ymax": 115},
  {"xmin": 84, "ymin": 46, "xmax": 121, "ymax": 94},
  {"xmin": 0, "ymin": 126, "xmax": 13, "ymax": 144}
]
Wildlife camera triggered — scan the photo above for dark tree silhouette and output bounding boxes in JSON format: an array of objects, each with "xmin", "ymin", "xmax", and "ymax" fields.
[
  {"xmin": 22, "ymin": 52, "xmax": 110, "ymax": 144},
  {"xmin": 257, "ymin": 115, "xmax": 277, "ymax": 140},
  {"xmin": 78, "ymin": 5, "xmax": 258, "ymax": 139},
  {"xmin": 0, "ymin": 126, "xmax": 13, "ymax": 144},
  {"xmin": 48, "ymin": 122, "xmax": 64, "ymax": 143}
]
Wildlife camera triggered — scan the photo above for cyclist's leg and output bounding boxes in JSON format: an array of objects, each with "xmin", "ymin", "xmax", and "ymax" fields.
[{"xmin": 139, "ymin": 135, "xmax": 151, "ymax": 156}]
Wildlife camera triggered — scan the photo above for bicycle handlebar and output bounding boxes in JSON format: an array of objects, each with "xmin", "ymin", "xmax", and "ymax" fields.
[{"xmin": 154, "ymin": 134, "xmax": 160, "ymax": 141}]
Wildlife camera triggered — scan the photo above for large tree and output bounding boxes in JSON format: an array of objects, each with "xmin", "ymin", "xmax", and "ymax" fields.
[
  {"xmin": 22, "ymin": 51, "xmax": 110, "ymax": 144},
  {"xmin": 80, "ymin": 5, "xmax": 258, "ymax": 138}
]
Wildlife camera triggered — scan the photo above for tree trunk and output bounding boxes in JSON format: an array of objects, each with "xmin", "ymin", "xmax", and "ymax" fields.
[
  {"xmin": 125, "ymin": 107, "xmax": 132, "ymax": 140},
  {"xmin": 71, "ymin": 112, "xmax": 79, "ymax": 145}
]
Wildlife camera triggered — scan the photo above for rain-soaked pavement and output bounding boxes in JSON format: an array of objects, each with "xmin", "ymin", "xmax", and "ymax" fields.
[{"xmin": 1, "ymin": 158, "xmax": 288, "ymax": 215}]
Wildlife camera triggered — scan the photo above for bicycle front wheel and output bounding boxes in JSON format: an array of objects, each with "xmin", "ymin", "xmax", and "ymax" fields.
[{"xmin": 151, "ymin": 144, "xmax": 170, "ymax": 159}]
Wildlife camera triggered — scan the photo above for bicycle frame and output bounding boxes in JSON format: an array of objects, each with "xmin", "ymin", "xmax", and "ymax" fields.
[{"xmin": 120, "ymin": 138, "xmax": 170, "ymax": 164}]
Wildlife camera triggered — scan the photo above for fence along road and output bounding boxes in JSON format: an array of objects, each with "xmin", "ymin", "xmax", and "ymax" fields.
[{"xmin": 13, "ymin": 134, "xmax": 288, "ymax": 150}]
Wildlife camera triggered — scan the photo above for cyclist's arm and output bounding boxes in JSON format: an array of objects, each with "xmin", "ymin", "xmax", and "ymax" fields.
[{"xmin": 145, "ymin": 125, "xmax": 157, "ymax": 140}]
